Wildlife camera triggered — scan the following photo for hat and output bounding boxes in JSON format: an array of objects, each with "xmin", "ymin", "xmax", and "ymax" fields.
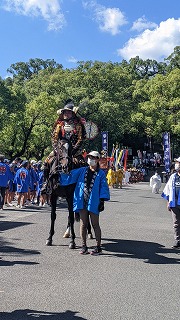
[
  {"xmin": 87, "ymin": 151, "xmax": 100, "ymax": 159},
  {"xmin": 21, "ymin": 160, "xmax": 29, "ymax": 167},
  {"xmin": 174, "ymin": 157, "xmax": 180, "ymax": 162},
  {"xmin": 30, "ymin": 159, "xmax": 36, "ymax": 164},
  {"xmin": 57, "ymin": 99, "xmax": 79, "ymax": 115}
]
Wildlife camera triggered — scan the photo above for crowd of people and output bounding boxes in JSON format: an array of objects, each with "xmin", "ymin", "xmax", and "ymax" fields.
[{"xmin": 0, "ymin": 155, "xmax": 49, "ymax": 210}]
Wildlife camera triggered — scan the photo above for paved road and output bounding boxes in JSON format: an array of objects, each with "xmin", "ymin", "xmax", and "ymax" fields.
[{"xmin": 0, "ymin": 182, "xmax": 180, "ymax": 320}]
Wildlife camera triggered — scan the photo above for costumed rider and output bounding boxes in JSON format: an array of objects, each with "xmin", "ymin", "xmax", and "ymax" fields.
[{"xmin": 41, "ymin": 99, "xmax": 87, "ymax": 192}]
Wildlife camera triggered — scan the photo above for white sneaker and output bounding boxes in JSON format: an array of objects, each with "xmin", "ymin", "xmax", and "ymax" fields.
[
  {"xmin": 16, "ymin": 204, "xmax": 20, "ymax": 208},
  {"xmin": 43, "ymin": 203, "xmax": 49, "ymax": 207},
  {"xmin": 8, "ymin": 203, "xmax": 13, "ymax": 207},
  {"xmin": 20, "ymin": 205, "xmax": 26, "ymax": 209}
]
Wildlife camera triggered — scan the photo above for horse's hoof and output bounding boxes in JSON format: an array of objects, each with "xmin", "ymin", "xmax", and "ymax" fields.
[
  {"xmin": 69, "ymin": 242, "xmax": 76, "ymax": 249},
  {"xmin": 46, "ymin": 239, "xmax": 52, "ymax": 246},
  {"xmin": 88, "ymin": 233, "xmax": 93, "ymax": 239}
]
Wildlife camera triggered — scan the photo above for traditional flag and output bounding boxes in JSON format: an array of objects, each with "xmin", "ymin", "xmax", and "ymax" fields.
[
  {"xmin": 101, "ymin": 132, "xmax": 108, "ymax": 156},
  {"xmin": 123, "ymin": 149, "xmax": 128, "ymax": 170},
  {"xmin": 117, "ymin": 149, "xmax": 123, "ymax": 164},
  {"xmin": 120, "ymin": 149, "xmax": 126, "ymax": 165},
  {"xmin": 114, "ymin": 147, "xmax": 119, "ymax": 169},
  {"xmin": 163, "ymin": 132, "xmax": 171, "ymax": 173}
]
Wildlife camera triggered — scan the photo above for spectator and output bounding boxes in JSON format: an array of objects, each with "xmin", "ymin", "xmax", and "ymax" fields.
[
  {"xmin": 161, "ymin": 157, "xmax": 180, "ymax": 248},
  {"xmin": 14, "ymin": 160, "xmax": 30, "ymax": 209},
  {"xmin": 6, "ymin": 163, "xmax": 16, "ymax": 206},
  {"xmin": 0, "ymin": 154, "xmax": 11, "ymax": 210}
]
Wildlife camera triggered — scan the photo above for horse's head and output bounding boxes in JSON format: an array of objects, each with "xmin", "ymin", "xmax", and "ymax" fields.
[{"xmin": 56, "ymin": 138, "xmax": 72, "ymax": 173}]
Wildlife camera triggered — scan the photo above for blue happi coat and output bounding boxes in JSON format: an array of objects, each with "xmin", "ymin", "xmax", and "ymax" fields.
[
  {"xmin": 60, "ymin": 167, "xmax": 110, "ymax": 215},
  {"xmin": 161, "ymin": 172, "xmax": 180, "ymax": 207},
  {"xmin": 14, "ymin": 167, "xmax": 30, "ymax": 193},
  {"xmin": 0, "ymin": 162, "xmax": 11, "ymax": 187}
]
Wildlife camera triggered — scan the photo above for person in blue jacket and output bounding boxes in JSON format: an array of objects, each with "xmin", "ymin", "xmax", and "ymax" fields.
[
  {"xmin": 29, "ymin": 160, "xmax": 38, "ymax": 204},
  {"xmin": 162, "ymin": 156, "xmax": 180, "ymax": 248},
  {"xmin": 0, "ymin": 154, "xmax": 11, "ymax": 210},
  {"xmin": 60, "ymin": 151, "xmax": 110, "ymax": 255},
  {"xmin": 14, "ymin": 160, "xmax": 30, "ymax": 209}
]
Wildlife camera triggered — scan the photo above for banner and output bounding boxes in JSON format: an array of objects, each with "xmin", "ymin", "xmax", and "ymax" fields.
[
  {"xmin": 101, "ymin": 132, "xmax": 108, "ymax": 156},
  {"xmin": 163, "ymin": 132, "xmax": 171, "ymax": 173},
  {"xmin": 123, "ymin": 149, "xmax": 128, "ymax": 171}
]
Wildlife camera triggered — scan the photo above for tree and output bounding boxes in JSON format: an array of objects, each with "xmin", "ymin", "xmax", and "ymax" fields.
[{"xmin": 7, "ymin": 58, "xmax": 63, "ymax": 81}]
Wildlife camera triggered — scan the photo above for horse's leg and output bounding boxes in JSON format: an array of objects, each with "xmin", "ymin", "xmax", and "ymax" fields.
[
  {"xmin": 66, "ymin": 190, "xmax": 76, "ymax": 249},
  {"xmin": 63, "ymin": 215, "xmax": 71, "ymax": 238},
  {"xmin": 46, "ymin": 192, "xmax": 57, "ymax": 246}
]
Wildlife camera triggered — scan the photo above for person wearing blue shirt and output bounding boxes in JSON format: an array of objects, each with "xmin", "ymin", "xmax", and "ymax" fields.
[
  {"xmin": 0, "ymin": 154, "xmax": 11, "ymax": 210},
  {"xmin": 60, "ymin": 151, "xmax": 110, "ymax": 255},
  {"xmin": 14, "ymin": 160, "xmax": 30, "ymax": 209}
]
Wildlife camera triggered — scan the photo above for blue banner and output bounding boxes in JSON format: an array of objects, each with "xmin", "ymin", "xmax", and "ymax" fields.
[
  {"xmin": 163, "ymin": 132, "xmax": 171, "ymax": 173},
  {"xmin": 101, "ymin": 132, "xmax": 108, "ymax": 156}
]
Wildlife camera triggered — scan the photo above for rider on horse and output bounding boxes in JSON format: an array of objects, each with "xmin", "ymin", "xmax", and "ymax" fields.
[{"xmin": 41, "ymin": 99, "xmax": 87, "ymax": 192}]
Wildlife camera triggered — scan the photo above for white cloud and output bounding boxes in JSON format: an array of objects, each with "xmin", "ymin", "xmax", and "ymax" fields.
[
  {"xmin": 118, "ymin": 18, "xmax": 180, "ymax": 61},
  {"xmin": 2, "ymin": 0, "xmax": 66, "ymax": 31},
  {"xmin": 131, "ymin": 16, "xmax": 157, "ymax": 32},
  {"xmin": 67, "ymin": 56, "xmax": 78, "ymax": 63},
  {"xmin": 83, "ymin": 1, "xmax": 127, "ymax": 35}
]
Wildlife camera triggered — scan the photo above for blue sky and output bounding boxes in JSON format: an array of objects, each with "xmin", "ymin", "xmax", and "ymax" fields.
[{"xmin": 0, "ymin": 0, "xmax": 179, "ymax": 78}]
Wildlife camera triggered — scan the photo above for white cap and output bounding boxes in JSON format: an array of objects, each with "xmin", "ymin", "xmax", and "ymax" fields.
[
  {"xmin": 174, "ymin": 157, "xmax": 180, "ymax": 162},
  {"xmin": 87, "ymin": 151, "xmax": 100, "ymax": 159}
]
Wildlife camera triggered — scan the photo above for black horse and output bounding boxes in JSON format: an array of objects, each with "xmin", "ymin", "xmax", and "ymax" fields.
[{"xmin": 45, "ymin": 138, "xmax": 86, "ymax": 248}]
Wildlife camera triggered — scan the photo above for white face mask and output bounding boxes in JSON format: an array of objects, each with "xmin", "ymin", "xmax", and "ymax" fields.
[
  {"xmin": 175, "ymin": 163, "xmax": 180, "ymax": 171},
  {"xmin": 87, "ymin": 158, "xmax": 97, "ymax": 166}
]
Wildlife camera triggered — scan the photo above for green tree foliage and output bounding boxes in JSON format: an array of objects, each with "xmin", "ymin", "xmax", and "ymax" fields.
[
  {"xmin": 131, "ymin": 68, "xmax": 180, "ymax": 146},
  {"xmin": 7, "ymin": 58, "xmax": 63, "ymax": 82},
  {"xmin": 0, "ymin": 48, "xmax": 179, "ymax": 160}
]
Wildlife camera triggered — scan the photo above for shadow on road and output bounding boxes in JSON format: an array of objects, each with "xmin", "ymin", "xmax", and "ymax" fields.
[
  {"xmin": 0, "ymin": 309, "xmax": 87, "ymax": 320},
  {"xmin": 102, "ymin": 238, "xmax": 180, "ymax": 264},
  {"xmin": 0, "ymin": 221, "xmax": 32, "ymax": 232},
  {"xmin": 0, "ymin": 236, "xmax": 40, "ymax": 267}
]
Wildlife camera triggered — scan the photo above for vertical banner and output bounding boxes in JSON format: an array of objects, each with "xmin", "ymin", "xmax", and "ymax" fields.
[
  {"xmin": 101, "ymin": 132, "xmax": 108, "ymax": 156},
  {"xmin": 100, "ymin": 131, "xmax": 108, "ymax": 170},
  {"xmin": 163, "ymin": 132, "xmax": 171, "ymax": 173},
  {"xmin": 114, "ymin": 146, "xmax": 119, "ymax": 169},
  {"xmin": 123, "ymin": 149, "xmax": 128, "ymax": 171}
]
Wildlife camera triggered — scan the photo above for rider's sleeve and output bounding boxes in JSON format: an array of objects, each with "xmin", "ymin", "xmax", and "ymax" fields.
[
  {"xmin": 72, "ymin": 123, "xmax": 84, "ymax": 154},
  {"xmin": 51, "ymin": 123, "xmax": 62, "ymax": 149}
]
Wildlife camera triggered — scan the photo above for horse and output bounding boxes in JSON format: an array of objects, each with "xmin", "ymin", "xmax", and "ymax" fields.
[{"xmin": 45, "ymin": 138, "xmax": 86, "ymax": 248}]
